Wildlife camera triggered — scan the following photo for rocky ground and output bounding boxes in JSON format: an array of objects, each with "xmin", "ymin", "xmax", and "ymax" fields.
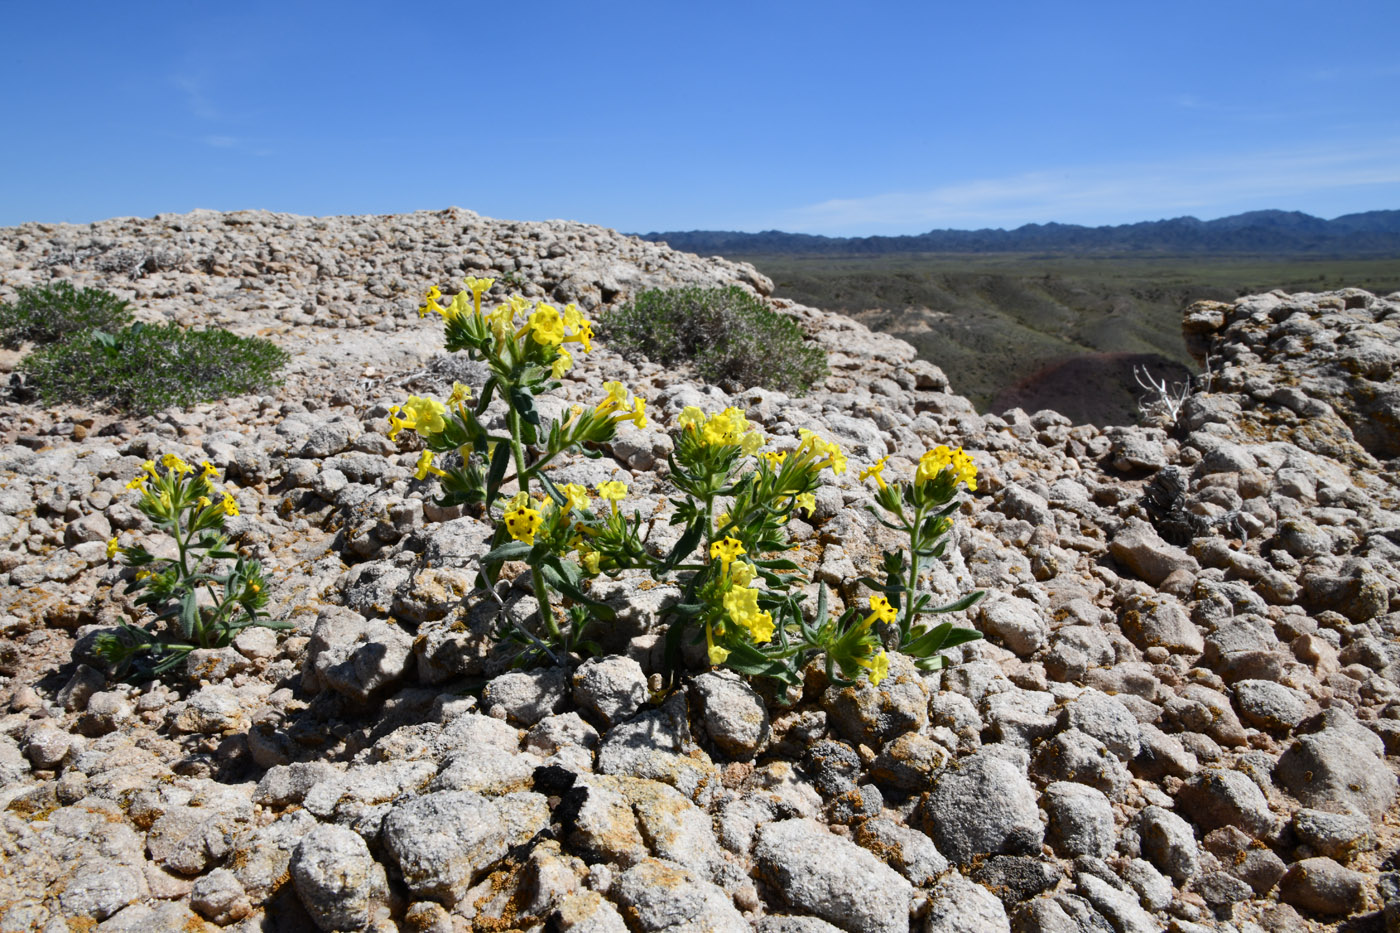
[{"xmin": 0, "ymin": 208, "xmax": 1397, "ymax": 932}]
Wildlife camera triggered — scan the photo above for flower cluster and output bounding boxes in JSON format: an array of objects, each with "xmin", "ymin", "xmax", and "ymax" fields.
[
  {"xmin": 916, "ymin": 444, "xmax": 978, "ymax": 490},
  {"xmin": 679, "ymin": 405, "xmax": 762, "ymax": 454},
  {"xmin": 854, "ymin": 445, "xmax": 986, "ymax": 671},
  {"xmin": 386, "ymin": 266, "xmax": 982, "ymax": 684},
  {"xmin": 97, "ymin": 455, "xmax": 284, "ymax": 679}
]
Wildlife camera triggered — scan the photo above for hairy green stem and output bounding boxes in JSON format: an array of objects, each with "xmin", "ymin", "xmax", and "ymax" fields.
[
  {"xmin": 902, "ymin": 505, "xmax": 923, "ymax": 641},
  {"xmin": 508, "ymin": 408, "xmax": 560, "ymax": 640}
]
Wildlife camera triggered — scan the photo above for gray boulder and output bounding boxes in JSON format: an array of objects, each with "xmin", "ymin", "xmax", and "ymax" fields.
[
  {"xmin": 302, "ymin": 606, "xmax": 414, "ymax": 703},
  {"xmin": 692, "ymin": 672, "xmax": 770, "ymax": 758},
  {"xmin": 381, "ymin": 791, "xmax": 509, "ymax": 904},
  {"xmin": 920, "ymin": 748, "xmax": 1043, "ymax": 865},
  {"xmin": 612, "ymin": 858, "xmax": 748, "ymax": 932},
  {"xmin": 290, "ymin": 823, "xmax": 390, "ymax": 932},
  {"xmin": 1043, "ymin": 782, "xmax": 1115, "ymax": 859},
  {"xmin": 572, "ymin": 655, "xmax": 648, "ymax": 728},
  {"xmin": 753, "ymin": 819, "xmax": 913, "ymax": 933},
  {"xmin": 1275, "ymin": 727, "xmax": 1397, "ymax": 819}
]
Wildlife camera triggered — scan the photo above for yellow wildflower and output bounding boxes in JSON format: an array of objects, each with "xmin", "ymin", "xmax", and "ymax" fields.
[
  {"xmin": 464, "ymin": 276, "xmax": 495, "ymax": 314},
  {"xmin": 730, "ymin": 561, "xmax": 756, "ymax": 587},
  {"xmin": 197, "ymin": 495, "xmax": 212, "ymax": 508},
  {"xmin": 201, "ymin": 460, "xmax": 219, "ymax": 480},
  {"xmin": 564, "ymin": 316, "xmax": 594, "ymax": 353},
  {"xmin": 442, "ymin": 290, "xmax": 471, "ymax": 322},
  {"xmin": 596, "ymin": 382, "xmax": 630, "ymax": 416},
  {"xmin": 388, "ymin": 395, "xmax": 448, "ymax": 441},
  {"xmin": 795, "ymin": 429, "xmax": 847, "ymax": 475},
  {"xmin": 706, "ymin": 624, "xmax": 729, "ymax": 665},
  {"xmin": 578, "ymin": 546, "xmax": 602, "ymax": 575},
  {"xmin": 446, "ymin": 381, "xmax": 472, "ymax": 411},
  {"xmin": 596, "ymin": 481, "xmax": 628, "ymax": 502},
  {"xmin": 866, "ymin": 650, "xmax": 890, "ymax": 685},
  {"xmin": 677, "ymin": 406, "xmax": 705, "ymax": 432},
  {"xmin": 740, "ymin": 430, "xmax": 763, "ymax": 456},
  {"xmin": 702, "ymin": 407, "xmax": 749, "ymax": 447},
  {"xmin": 162, "ymin": 453, "xmax": 193, "ymax": 475},
  {"xmin": 745, "ymin": 610, "xmax": 775, "ymax": 643},
  {"xmin": 125, "ymin": 473, "xmax": 148, "ymax": 491},
  {"xmin": 525, "ymin": 304, "xmax": 566, "ymax": 347},
  {"xmin": 794, "ymin": 492, "xmax": 816, "ymax": 516},
  {"xmin": 503, "ymin": 501, "xmax": 543, "ymax": 545},
  {"xmin": 488, "ymin": 303, "xmax": 515, "ymax": 342},
  {"xmin": 759, "ymin": 450, "xmax": 787, "ymax": 469},
  {"xmin": 419, "ymin": 285, "xmax": 445, "ymax": 319},
  {"xmin": 859, "ymin": 457, "xmax": 888, "ymax": 490},
  {"xmin": 710, "ymin": 537, "xmax": 745, "ymax": 572},
  {"xmin": 551, "ymin": 348, "xmax": 573, "ymax": 379},
  {"xmin": 141, "ymin": 460, "xmax": 158, "ymax": 476},
  {"xmin": 105, "ymin": 536, "xmax": 120, "ymax": 560},
  {"xmin": 561, "ymin": 483, "xmax": 591, "ymax": 513},
  {"xmin": 916, "ymin": 445, "xmax": 977, "ymax": 491},
  {"xmin": 869, "ymin": 594, "xmax": 898, "ymax": 624},
  {"xmin": 414, "ymin": 450, "xmax": 447, "ymax": 480},
  {"xmin": 221, "ymin": 493, "xmax": 239, "ymax": 517}
]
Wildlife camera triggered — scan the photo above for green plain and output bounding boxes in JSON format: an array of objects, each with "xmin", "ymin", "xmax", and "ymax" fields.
[{"xmin": 734, "ymin": 253, "xmax": 1400, "ymax": 426}]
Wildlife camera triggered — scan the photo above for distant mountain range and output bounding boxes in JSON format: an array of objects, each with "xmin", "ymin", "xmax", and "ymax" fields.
[{"xmin": 637, "ymin": 210, "xmax": 1400, "ymax": 255}]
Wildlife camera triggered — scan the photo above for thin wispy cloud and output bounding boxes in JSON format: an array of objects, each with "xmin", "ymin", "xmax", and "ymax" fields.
[
  {"xmin": 778, "ymin": 140, "xmax": 1400, "ymax": 234},
  {"xmin": 173, "ymin": 75, "xmax": 220, "ymax": 121}
]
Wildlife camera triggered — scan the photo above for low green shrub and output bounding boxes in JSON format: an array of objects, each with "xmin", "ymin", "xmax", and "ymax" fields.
[
  {"xmin": 0, "ymin": 281, "xmax": 133, "ymax": 348},
  {"xmin": 603, "ymin": 286, "xmax": 828, "ymax": 395},
  {"xmin": 21, "ymin": 322, "xmax": 289, "ymax": 414}
]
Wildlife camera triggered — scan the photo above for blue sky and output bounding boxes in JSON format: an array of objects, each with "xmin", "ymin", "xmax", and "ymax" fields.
[{"xmin": 4, "ymin": 1, "xmax": 1398, "ymax": 235}]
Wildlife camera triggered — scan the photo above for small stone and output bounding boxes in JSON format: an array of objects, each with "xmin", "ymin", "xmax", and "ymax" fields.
[
  {"xmin": 1110, "ymin": 519, "xmax": 1199, "ymax": 585},
  {"xmin": 821, "ymin": 652, "xmax": 928, "ymax": 747},
  {"xmin": 1274, "ymin": 727, "xmax": 1397, "ymax": 819},
  {"xmin": 23, "ymin": 722, "xmax": 73, "ymax": 769},
  {"xmin": 1137, "ymin": 805, "xmax": 1199, "ymax": 883},
  {"xmin": 978, "ymin": 592, "xmax": 1050, "ymax": 656},
  {"xmin": 753, "ymin": 819, "xmax": 913, "ymax": 933},
  {"xmin": 233, "ymin": 626, "xmax": 279, "ymax": 660},
  {"xmin": 920, "ymin": 747, "xmax": 1043, "ymax": 865},
  {"xmin": 853, "ymin": 817, "xmax": 948, "ymax": 886},
  {"xmin": 171, "ymin": 685, "xmax": 245, "ymax": 735},
  {"xmin": 1279, "ymin": 857, "xmax": 1369, "ymax": 915},
  {"xmin": 482, "ymin": 667, "xmax": 570, "ymax": 726},
  {"xmin": 559, "ymin": 780, "xmax": 648, "ymax": 866},
  {"xmin": 925, "ymin": 871, "xmax": 1012, "ymax": 932},
  {"xmin": 1232, "ymin": 679, "xmax": 1308, "ymax": 731},
  {"xmin": 571, "ymin": 655, "xmax": 647, "ymax": 728},
  {"xmin": 190, "ymin": 868, "xmax": 252, "ymax": 925},
  {"xmin": 612, "ymin": 858, "xmax": 748, "ymax": 932},
  {"xmin": 1076, "ymin": 873, "xmax": 1156, "ymax": 933},
  {"xmin": 1292, "ymin": 808, "xmax": 1375, "ymax": 861},
  {"xmin": 1043, "ymin": 782, "xmax": 1115, "ymax": 859},
  {"xmin": 57, "ymin": 863, "xmax": 144, "ymax": 921},
  {"xmin": 381, "ymin": 791, "xmax": 509, "ymax": 904},
  {"xmin": 970, "ymin": 855, "xmax": 1063, "ymax": 906},
  {"xmin": 554, "ymin": 890, "xmax": 630, "ymax": 932},
  {"xmin": 1176, "ymin": 768, "xmax": 1277, "ymax": 840},
  {"xmin": 1059, "ymin": 690, "xmax": 1142, "ymax": 761},
  {"xmin": 1202, "ymin": 825, "xmax": 1286, "ymax": 895},
  {"xmin": 1190, "ymin": 870, "xmax": 1255, "ymax": 914},
  {"xmin": 692, "ymin": 671, "xmax": 770, "ymax": 758},
  {"xmin": 1030, "ymin": 729, "xmax": 1131, "ymax": 799},
  {"xmin": 869, "ymin": 731, "xmax": 950, "ymax": 792}
]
